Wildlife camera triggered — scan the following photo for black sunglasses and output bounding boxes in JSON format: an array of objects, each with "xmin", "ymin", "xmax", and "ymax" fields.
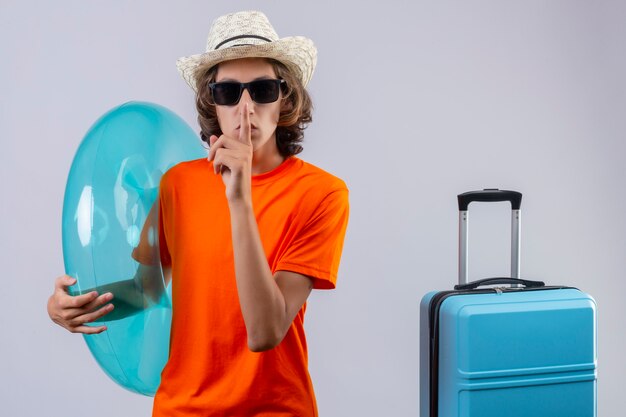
[{"xmin": 208, "ymin": 79, "xmax": 286, "ymax": 106}]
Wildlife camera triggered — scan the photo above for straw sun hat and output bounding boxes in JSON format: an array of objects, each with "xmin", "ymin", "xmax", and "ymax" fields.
[{"xmin": 176, "ymin": 11, "xmax": 317, "ymax": 93}]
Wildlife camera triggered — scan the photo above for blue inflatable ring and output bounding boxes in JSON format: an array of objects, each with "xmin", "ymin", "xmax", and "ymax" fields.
[{"xmin": 62, "ymin": 101, "xmax": 205, "ymax": 395}]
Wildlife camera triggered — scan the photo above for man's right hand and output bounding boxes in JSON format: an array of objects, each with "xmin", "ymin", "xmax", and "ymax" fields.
[{"xmin": 47, "ymin": 275, "xmax": 114, "ymax": 334}]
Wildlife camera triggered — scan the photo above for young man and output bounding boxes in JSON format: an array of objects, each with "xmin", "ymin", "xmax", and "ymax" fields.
[{"xmin": 48, "ymin": 11, "xmax": 349, "ymax": 416}]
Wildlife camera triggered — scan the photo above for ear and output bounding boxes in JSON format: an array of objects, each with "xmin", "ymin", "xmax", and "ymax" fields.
[{"xmin": 280, "ymin": 96, "xmax": 294, "ymax": 112}]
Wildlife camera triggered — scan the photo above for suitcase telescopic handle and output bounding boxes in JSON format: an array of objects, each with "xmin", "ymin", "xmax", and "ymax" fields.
[
  {"xmin": 458, "ymin": 189, "xmax": 523, "ymax": 286},
  {"xmin": 454, "ymin": 277, "xmax": 544, "ymax": 291},
  {"xmin": 457, "ymin": 189, "xmax": 522, "ymax": 211}
]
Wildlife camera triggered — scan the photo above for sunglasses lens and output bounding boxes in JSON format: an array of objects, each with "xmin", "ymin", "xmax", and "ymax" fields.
[
  {"xmin": 211, "ymin": 83, "xmax": 241, "ymax": 105},
  {"xmin": 249, "ymin": 80, "xmax": 281, "ymax": 104}
]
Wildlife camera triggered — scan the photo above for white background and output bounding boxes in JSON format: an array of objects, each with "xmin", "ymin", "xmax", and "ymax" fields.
[{"xmin": 1, "ymin": 0, "xmax": 624, "ymax": 416}]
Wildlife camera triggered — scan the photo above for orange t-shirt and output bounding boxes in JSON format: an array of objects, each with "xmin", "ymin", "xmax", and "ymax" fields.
[{"xmin": 134, "ymin": 156, "xmax": 349, "ymax": 416}]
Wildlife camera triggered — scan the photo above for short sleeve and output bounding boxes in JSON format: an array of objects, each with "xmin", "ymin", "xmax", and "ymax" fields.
[
  {"xmin": 131, "ymin": 188, "xmax": 172, "ymax": 268},
  {"xmin": 275, "ymin": 188, "xmax": 349, "ymax": 289}
]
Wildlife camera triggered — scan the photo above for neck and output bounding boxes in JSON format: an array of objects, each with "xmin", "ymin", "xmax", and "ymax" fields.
[{"xmin": 250, "ymin": 134, "xmax": 285, "ymax": 175}]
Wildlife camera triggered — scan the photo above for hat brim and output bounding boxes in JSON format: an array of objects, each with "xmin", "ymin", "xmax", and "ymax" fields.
[{"xmin": 176, "ymin": 36, "xmax": 317, "ymax": 93}]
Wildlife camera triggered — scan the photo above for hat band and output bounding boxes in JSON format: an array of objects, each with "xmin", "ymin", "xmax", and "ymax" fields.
[{"xmin": 215, "ymin": 34, "xmax": 273, "ymax": 50}]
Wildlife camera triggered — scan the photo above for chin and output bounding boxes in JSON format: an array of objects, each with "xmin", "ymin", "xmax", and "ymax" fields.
[{"xmin": 251, "ymin": 130, "xmax": 267, "ymax": 143}]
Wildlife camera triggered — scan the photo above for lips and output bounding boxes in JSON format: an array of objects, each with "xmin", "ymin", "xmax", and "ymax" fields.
[{"xmin": 236, "ymin": 124, "xmax": 257, "ymax": 130}]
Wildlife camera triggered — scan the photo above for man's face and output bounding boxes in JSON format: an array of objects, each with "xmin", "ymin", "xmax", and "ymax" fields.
[{"xmin": 214, "ymin": 58, "xmax": 283, "ymax": 155}]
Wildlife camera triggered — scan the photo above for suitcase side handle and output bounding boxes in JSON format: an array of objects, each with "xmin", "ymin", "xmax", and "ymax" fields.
[
  {"xmin": 454, "ymin": 277, "xmax": 545, "ymax": 291},
  {"xmin": 457, "ymin": 189, "xmax": 522, "ymax": 211}
]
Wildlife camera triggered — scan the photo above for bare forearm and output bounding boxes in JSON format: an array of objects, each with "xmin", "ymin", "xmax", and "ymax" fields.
[
  {"xmin": 229, "ymin": 200, "xmax": 287, "ymax": 351},
  {"xmin": 81, "ymin": 265, "xmax": 166, "ymax": 321}
]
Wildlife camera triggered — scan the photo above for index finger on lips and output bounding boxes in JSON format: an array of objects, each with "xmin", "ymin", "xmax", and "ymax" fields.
[{"xmin": 239, "ymin": 103, "xmax": 251, "ymax": 144}]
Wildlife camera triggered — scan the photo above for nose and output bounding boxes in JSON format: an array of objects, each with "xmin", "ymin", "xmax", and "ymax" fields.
[{"xmin": 239, "ymin": 88, "xmax": 254, "ymax": 112}]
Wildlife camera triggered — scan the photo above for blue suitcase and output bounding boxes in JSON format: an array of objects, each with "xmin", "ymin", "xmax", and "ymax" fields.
[{"xmin": 419, "ymin": 189, "xmax": 597, "ymax": 417}]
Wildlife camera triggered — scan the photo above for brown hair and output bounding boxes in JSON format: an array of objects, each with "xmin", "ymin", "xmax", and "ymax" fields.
[{"xmin": 195, "ymin": 59, "xmax": 313, "ymax": 157}]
